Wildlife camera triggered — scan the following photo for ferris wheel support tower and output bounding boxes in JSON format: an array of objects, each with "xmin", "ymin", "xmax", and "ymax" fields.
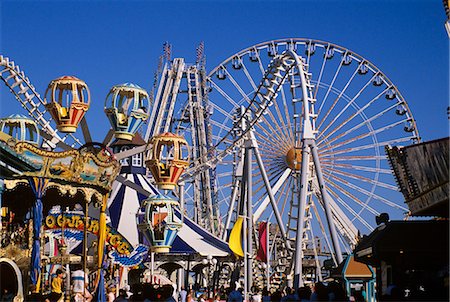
[{"xmin": 266, "ymin": 50, "xmax": 342, "ymax": 288}]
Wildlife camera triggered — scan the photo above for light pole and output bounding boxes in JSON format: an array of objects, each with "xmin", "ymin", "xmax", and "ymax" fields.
[{"xmin": 202, "ymin": 255, "xmax": 217, "ymax": 298}]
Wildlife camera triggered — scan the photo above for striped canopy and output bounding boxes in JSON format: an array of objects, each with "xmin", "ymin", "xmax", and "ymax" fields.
[{"xmin": 107, "ymin": 173, "xmax": 231, "ymax": 257}]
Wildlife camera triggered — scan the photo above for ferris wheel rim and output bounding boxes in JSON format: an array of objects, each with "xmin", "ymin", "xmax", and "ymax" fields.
[{"xmin": 207, "ymin": 38, "xmax": 420, "ymax": 142}]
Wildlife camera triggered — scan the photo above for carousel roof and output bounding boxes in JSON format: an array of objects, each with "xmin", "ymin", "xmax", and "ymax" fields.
[{"xmin": 107, "ymin": 172, "xmax": 231, "ymax": 257}]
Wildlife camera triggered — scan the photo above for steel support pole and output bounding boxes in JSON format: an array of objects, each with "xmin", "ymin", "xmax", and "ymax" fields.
[
  {"xmin": 83, "ymin": 201, "xmax": 89, "ymax": 298},
  {"xmin": 253, "ymin": 147, "xmax": 292, "ymax": 250},
  {"xmin": 246, "ymin": 147, "xmax": 253, "ymax": 296},
  {"xmin": 151, "ymin": 252, "xmax": 155, "ymax": 283},
  {"xmin": 266, "ymin": 221, "xmax": 270, "ymax": 291},
  {"xmin": 310, "ymin": 142, "xmax": 343, "ymax": 264},
  {"xmin": 222, "ymin": 179, "xmax": 240, "ymax": 240},
  {"xmin": 0, "ymin": 179, "xmax": 3, "ymax": 227},
  {"xmin": 179, "ymin": 181, "xmax": 185, "ymax": 223},
  {"xmin": 293, "ymin": 144, "xmax": 311, "ymax": 289},
  {"xmin": 241, "ymin": 149, "xmax": 249, "ymax": 301}
]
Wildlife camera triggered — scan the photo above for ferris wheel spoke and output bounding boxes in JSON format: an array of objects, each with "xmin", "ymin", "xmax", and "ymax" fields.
[
  {"xmin": 209, "ymin": 79, "xmax": 241, "ymax": 108},
  {"xmin": 322, "ymin": 163, "xmax": 391, "ymax": 174},
  {"xmin": 278, "ymin": 176, "xmax": 293, "ymax": 219},
  {"xmin": 252, "ymin": 114, "xmax": 292, "ymax": 149},
  {"xmin": 319, "ymin": 119, "xmax": 406, "ymax": 153},
  {"xmin": 223, "ymin": 67, "xmax": 253, "ymax": 105},
  {"xmin": 240, "ymin": 59, "xmax": 259, "ymax": 91},
  {"xmin": 321, "ymin": 155, "xmax": 387, "ymax": 162},
  {"xmin": 313, "ymin": 44, "xmax": 331, "ymax": 99},
  {"xmin": 240, "ymin": 58, "xmax": 293, "ymax": 141},
  {"xmin": 325, "ymin": 184, "xmax": 375, "ymax": 231},
  {"xmin": 260, "ymin": 106, "xmax": 294, "ymax": 145},
  {"xmin": 316, "ymin": 59, "xmax": 344, "ymax": 116},
  {"xmin": 209, "ymin": 119, "xmax": 232, "ymax": 133},
  {"xmin": 305, "ymin": 43, "xmax": 313, "ymax": 67},
  {"xmin": 320, "ymin": 136, "xmax": 414, "ymax": 157},
  {"xmin": 316, "ymin": 74, "xmax": 375, "ymax": 137},
  {"xmin": 310, "ymin": 181, "xmax": 360, "ymax": 244},
  {"xmin": 210, "ymin": 103, "xmax": 235, "ymax": 120},
  {"xmin": 210, "ymin": 134, "xmax": 234, "ymax": 145},
  {"xmin": 316, "ymin": 87, "xmax": 390, "ymax": 143},
  {"xmin": 323, "ymin": 165, "xmax": 398, "ymax": 191},
  {"xmin": 253, "ymin": 167, "xmax": 285, "ymax": 196},
  {"xmin": 254, "ymin": 125, "xmax": 292, "ymax": 151},
  {"xmin": 316, "ymin": 62, "xmax": 361, "ymax": 130},
  {"xmin": 327, "ymin": 172, "xmax": 409, "ymax": 211},
  {"xmin": 324, "ymin": 178, "xmax": 380, "ymax": 217},
  {"xmin": 254, "ymin": 47, "xmax": 268, "ymax": 75},
  {"xmin": 310, "ymin": 199, "xmax": 337, "ymax": 264}
]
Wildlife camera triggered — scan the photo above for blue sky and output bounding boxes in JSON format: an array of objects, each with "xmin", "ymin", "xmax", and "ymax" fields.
[{"xmin": 1, "ymin": 0, "xmax": 448, "ymax": 142}]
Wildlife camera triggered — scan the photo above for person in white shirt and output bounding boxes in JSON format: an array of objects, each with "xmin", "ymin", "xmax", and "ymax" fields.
[
  {"xmin": 71, "ymin": 266, "xmax": 92, "ymax": 302},
  {"xmin": 179, "ymin": 286, "xmax": 187, "ymax": 302}
]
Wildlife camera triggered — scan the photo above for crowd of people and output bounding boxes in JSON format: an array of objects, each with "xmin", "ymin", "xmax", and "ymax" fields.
[{"xmin": 10, "ymin": 276, "xmax": 424, "ymax": 302}]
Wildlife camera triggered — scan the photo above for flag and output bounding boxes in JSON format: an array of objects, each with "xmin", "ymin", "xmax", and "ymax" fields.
[
  {"xmin": 228, "ymin": 216, "xmax": 244, "ymax": 257},
  {"xmin": 256, "ymin": 221, "xmax": 268, "ymax": 262}
]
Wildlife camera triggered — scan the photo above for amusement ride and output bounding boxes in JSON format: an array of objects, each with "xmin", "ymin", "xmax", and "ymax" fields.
[{"xmin": 0, "ymin": 38, "xmax": 420, "ymax": 299}]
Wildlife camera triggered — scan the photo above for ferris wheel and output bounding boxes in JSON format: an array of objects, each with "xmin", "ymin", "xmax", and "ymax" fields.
[{"xmin": 185, "ymin": 39, "xmax": 421, "ymax": 260}]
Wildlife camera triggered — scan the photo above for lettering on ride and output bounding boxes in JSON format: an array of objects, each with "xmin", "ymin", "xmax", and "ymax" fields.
[{"xmin": 45, "ymin": 213, "xmax": 132, "ymax": 255}]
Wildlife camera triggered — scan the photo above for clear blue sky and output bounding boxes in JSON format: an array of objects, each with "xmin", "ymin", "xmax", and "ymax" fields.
[{"xmin": 1, "ymin": 0, "xmax": 448, "ymax": 142}]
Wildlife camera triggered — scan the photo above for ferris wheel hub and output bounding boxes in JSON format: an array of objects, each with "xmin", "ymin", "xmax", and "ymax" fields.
[{"xmin": 286, "ymin": 147, "xmax": 302, "ymax": 170}]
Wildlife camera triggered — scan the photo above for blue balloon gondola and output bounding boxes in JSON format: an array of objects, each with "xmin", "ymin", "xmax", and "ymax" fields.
[{"xmin": 104, "ymin": 83, "xmax": 150, "ymax": 141}]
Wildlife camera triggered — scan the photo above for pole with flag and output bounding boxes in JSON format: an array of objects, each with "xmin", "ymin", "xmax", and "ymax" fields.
[
  {"xmin": 29, "ymin": 177, "xmax": 49, "ymax": 290},
  {"xmin": 95, "ymin": 194, "xmax": 109, "ymax": 301}
]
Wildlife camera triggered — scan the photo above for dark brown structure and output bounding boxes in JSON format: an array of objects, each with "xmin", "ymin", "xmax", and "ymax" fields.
[{"xmin": 354, "ymin": 137, "xmax": 449, "ymax": 301}]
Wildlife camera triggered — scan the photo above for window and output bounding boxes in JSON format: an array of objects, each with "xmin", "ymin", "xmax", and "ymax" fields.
[
  {"xmin": 120, "ymin": 146, "xmax": 130, "ymax": 166},
  {"xmin": 132, "ymin": 153, "xmax": 142, "ymax": 167}
]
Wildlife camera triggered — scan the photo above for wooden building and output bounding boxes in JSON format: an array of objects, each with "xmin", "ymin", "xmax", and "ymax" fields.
[{"xmin": 354, "ymin": 137, "xmax": 449, "ymax": 301}]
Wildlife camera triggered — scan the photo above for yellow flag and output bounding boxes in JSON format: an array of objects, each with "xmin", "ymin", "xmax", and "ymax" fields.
[{"xmin": 228, "ymin": 216, "xmax": 244, "ymax": 257}]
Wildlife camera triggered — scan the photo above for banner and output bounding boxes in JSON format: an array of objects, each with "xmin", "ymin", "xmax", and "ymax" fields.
[{"xmin": 256, "ymin": 221, "xmax": 268, "ymax": 262}]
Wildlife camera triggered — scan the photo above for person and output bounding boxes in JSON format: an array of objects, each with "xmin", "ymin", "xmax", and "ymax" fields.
[
  {"xmin": 72, "ymin": 266, "xmax": 93, "ymax": 302},
  {"xmin": 46, "ymin": 269, "xmax": 65, "ymax": 302},
  {"xmin": 227, "ymin": 287, "xmax": 243, "ymax": 302},
  {"xmin": 261, "ymin": 288, "xmax": 270, "ymax": 302},
  {"xmin": 310, "ymin": 282, "xmax": 328, "ymax": 301},
  {"xmin": 107, "ymin": 287, "xmax": 116, "ymax": 302},
  {"xmin": 327, "ymin": 281, "xmax": 347, "ymax": 301},
  {"xmin": 187, "ymin": 289, "xmax": 196, "ymax": 302},
  {"xmin": 281, "ymin": 287, "xmax": 297, "ymax": 302},
  {"xmin": 179, "ymin": 286, "xmax": 188, "ymax": 302},
  {"xmin": 198, "ymin": 293, "xmax": 207, "ymax": 302},
  {"xmin": 26, "ymin": 284, "xmax": 43, "ymax": 302},
  {"xmin": 163, "ymin": 285, "xmax": 176, "ymax": 302},
  {"xmin": 251, "ymin": 287, "xmax": 261, "ymax": 302},
  {"xmin": 297, "ymin": 287, "xmax": 311, "ymax": 302},
  {"xmin": 114, "ymin": 289, "xmax": 128, "ymax": 302},
  {"xmin": 1, "ymin": 288, "xmax": 14, "ymax": 302},
  {"xmin": 213, "ymin": 294, "xmax": 221, "ymax": 302},
  {"xmin": 270, "ymin": 290, "xmax": 282, "ymax": 302}
]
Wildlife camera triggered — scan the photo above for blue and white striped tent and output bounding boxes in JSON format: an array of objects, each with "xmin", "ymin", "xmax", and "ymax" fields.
[{"xmin": 107, "ymin": 173, "xmax": 231, "ymax": 257}]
